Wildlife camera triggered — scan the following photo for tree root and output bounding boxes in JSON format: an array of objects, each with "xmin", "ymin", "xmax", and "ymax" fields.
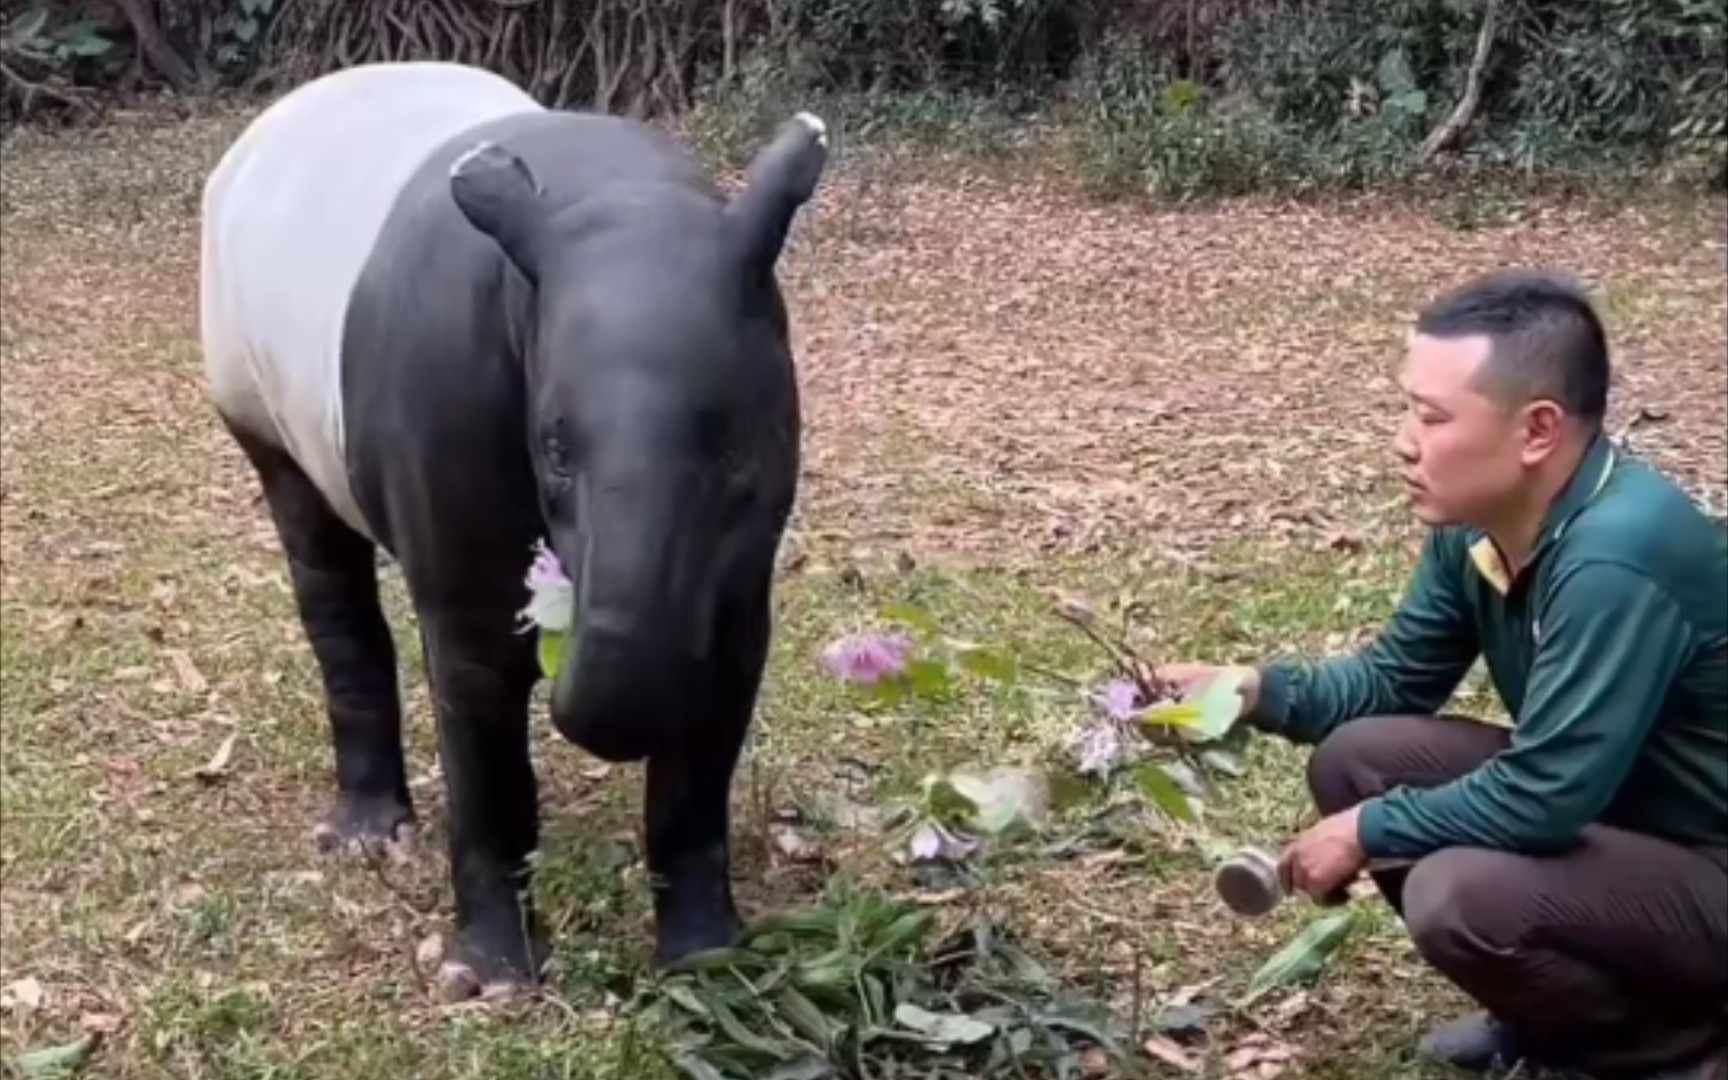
[{"xmin": 1, "ymin": 54, "xmax": 99, "ymax": 126}]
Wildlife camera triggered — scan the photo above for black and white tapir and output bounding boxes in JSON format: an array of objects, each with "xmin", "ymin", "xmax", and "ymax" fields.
[{"xmin": 199, "ymin": 61, "xmax": 828, "ymax": 991}]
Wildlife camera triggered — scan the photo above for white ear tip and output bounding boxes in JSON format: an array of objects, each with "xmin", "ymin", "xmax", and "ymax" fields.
[
  {"xmin": 792, "ymin": 112, "xmax": 828, "ymax": 147},
  {"xmin": 449, "ymin": 140, "xmax": 500, "ymax": 178}
]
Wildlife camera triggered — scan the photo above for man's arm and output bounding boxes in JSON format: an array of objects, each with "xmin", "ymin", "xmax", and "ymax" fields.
[
  {"xmin": 1357, "ymin": 559, "xmax": 1694, "ymax": 859},
  {"xmin": 1247, "ymin": 529, "xmax": 1481, "ymax": 746}
]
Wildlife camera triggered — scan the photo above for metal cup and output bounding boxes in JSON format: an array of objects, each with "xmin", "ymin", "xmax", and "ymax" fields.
[
  {"xmin": 1214, "ymin": 845, "xmax": 1415, "ymax": 917},
  {"xmin": 1213, "ymin": 846, "xmax": 1283, "ymax": 917}
]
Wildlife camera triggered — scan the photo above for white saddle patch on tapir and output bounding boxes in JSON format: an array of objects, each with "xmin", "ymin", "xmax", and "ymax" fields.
[{"xmin": 199, "ymin": 62, "xmax": 543, "ymax": 540}]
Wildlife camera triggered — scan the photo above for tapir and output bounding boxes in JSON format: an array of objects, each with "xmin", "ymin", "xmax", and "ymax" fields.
[{"xmin": 198, "ymin": 60, "xmax": 828, "ymax": 991}]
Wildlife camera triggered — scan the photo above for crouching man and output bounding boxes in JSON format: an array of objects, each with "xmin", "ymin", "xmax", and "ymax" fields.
[{"xmin": 1168, "ymin": 270, "xmax": 1726, "ymax": 1080}]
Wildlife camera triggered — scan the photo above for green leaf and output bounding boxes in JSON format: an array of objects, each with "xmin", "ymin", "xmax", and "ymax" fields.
[
  {"xmin": 765, "ymin": 1056, "xmax": 834, "ymax": 1080},
  {"xmin": 664, "ymin": 983, "xmax": 714, "ymax": 1019},
  {"xmin": 953, "ymin": 645, "xmax": 1018, "ymax": 684},
  {"xmin": 537, "ymin": 629, "xmax": 567, "ymax": 680},
  {"xmin": 8, "ymin": 1033, "xmax": 97, "ymax": 1077},
  {"xmin": 1136, "ymin": 701, "xmax": 1202, "ymax": 732},
  {"xmin": 892, "ymin": 1003, "xmax": 996, "ymax": 1047},
  {"xmin": 946, "ymin": 766, "xmax": 1051, "ymax": 835},
  {"xmin": 922, "ymin": 776, "xmax": 981, "ymax": 829},
  {"xmin": 1239, "ymin": 907, "xmax": 1361, "ymax": 1005},
  {"xmin": 906, "ymin": 659, "xmax": 953, "ymax": 697},
  {"xmin": 1131, "ymin": 762, "xmax": 1194, "ymax": 823},
  {"xmin": 674, "ymin": 1055, "xmax": 733, "ymax": 1080},
  {"xmin": 1386, "ymin": 89, "xmax": 1429, "ymax": 117},
  {"xmin": 706, "ymin": 992, "xmax": 797, "ymax": 1060},
  {"xmin": 1376, "ymin": 46, "xmax": 1417, "ymax": 95},
  {"xmin": 881, "ymin": 601, "xmax": 941, "ymax": 634},
  {"xmin": 1181, "ymin": 669, "xmax": 1246, "ymax": 743}
]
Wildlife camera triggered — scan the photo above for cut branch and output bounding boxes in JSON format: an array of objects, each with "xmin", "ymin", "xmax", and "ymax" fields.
[{"xmin": 1418, "ymin": 0, "xmax": 1501, "ymax": 163}]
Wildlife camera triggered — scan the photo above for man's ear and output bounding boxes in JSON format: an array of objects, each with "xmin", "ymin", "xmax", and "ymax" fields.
[
  {"xmin": 449, "ymin": 141, "xmax": 551, "ymax": 285},
  {"xmin": 1520, "ymin": 399, "xmax": 1567, "ymax": 465},
  {"xmin": 726, "ymin": 112, "xmax": 831, "ymax": 281}
]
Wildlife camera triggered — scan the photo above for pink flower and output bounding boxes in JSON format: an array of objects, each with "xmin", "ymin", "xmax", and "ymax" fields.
[
  {"xmin": 822, "ymin": 632, "xmax": 912, "ymax": 685},
  {"xmin": 1094, "ymin": 679, "xmax": 1143, "ymax": 721},
  {"xmin": 519, "ymin": 539, "xmax": 574, "ymax": 633},
  {"xmin": 1075, "ymin": 720, "xmax": 1127, "ymax": 777}
]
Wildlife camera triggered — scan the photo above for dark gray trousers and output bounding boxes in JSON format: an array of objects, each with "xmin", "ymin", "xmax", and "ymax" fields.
[{"xmin": 1308, "ymin": 714, "xmax": 1728, "ymax": 1077}]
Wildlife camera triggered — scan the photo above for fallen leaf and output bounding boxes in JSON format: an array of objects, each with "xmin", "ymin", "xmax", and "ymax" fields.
[
  {"xmin": 1140, "ymin": 1034, "xmax": 1200, "ymax": 1072},
  {"xmin": 2, "ymin": 977, "xmax": 44, "ymax": 1012},
  {"xmin": 415, "ymin": 934, "xmax": 444, "ymax": 972},
  {"xmin": 168, "ymin": 649, "xmax": 207, "ymax": 693},
  {"xmin": 1239, "ymin": 906, "xmax": 1361, "ymax": 1005},
  {"xmin": 78, "ymin": 1012, "xmax": 122, "ymax": 1034},
  {"xmin": 193, "ymin": 733, "xmax": 238, "ymax": 782},
  {"xmin": 769, "ymin": 823, "xmax": 823, "ymax": 863}
]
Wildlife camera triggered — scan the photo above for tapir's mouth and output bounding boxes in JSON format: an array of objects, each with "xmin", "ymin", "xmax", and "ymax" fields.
[{"xmin": 548, "ymin": 595, "xmax": 705, "ymax": 764}]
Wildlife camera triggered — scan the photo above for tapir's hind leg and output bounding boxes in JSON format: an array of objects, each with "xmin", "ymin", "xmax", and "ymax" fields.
[{"xmin": 224, "ymin": 421, "xmax": 415, "ymax": 857}]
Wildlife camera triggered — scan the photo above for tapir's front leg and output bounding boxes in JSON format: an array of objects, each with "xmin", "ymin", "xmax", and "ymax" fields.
[
  {"xmin": 643, "ymin": 586, "xmax": 772, "ymax": 968},
  {"xmin": 416, "ymin": 602, "xmax": 548, "ymax": 993}
]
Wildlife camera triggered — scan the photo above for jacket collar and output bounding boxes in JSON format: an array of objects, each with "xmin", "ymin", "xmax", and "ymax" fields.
[{"xmin": 1467, "ymin": 432, "xmax": 1617, "ymax": 595}]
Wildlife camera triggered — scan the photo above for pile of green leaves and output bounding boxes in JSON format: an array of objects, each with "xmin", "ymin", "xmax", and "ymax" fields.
[{"xmin": 639, "ymin": 888, "xmax": 1141, "ymax": 1080}]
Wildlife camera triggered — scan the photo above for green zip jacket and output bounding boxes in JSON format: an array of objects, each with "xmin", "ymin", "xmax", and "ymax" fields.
[{"xmin": 1250, "ymin": 434, "xmax": 1728, "ymax": 858}]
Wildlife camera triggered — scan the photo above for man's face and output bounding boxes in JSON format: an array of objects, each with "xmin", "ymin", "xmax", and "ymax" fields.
[{"xmin": 1393, "ymin": 330, "xmax": 1539, "ymax": 527}]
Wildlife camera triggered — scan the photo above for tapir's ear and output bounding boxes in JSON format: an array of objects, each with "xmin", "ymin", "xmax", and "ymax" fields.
[
  {"xmin": 726, "ymin": 112, "xmax": 830, "ymax": 279},
  {"xmin": 449, "ymin": 141, "xmax": 550, "ymax": 284}
]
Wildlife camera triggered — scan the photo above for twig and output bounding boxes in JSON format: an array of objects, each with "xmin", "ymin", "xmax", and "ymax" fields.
[
  {"xmin": 361, "ymin": 844, "xmax": 441, "ymax": 915},
  {"xmin": 1418, "ymin": 0, "xmax": 1501, "ymax": 163}
]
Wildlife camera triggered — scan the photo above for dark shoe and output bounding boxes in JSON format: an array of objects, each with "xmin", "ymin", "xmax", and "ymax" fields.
[{"xmin": 1417, "ymin": 1012, "xmax": 1533, "ymax": 1073}]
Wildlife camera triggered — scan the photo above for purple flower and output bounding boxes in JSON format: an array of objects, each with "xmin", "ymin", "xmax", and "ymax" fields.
[
  {"xmin": 1094, "ymin": 679, "xmax": 1143, "ymax": 721},
  {"xmin": 519, "ymin": 539, "xmax": 574, "ymax": 633},
  {"xmin": 822, "ymin": 632, "xmax": 912, "ymax": 685},
  {"xmin": 906, "ymin": 822, "xmax": 979, "ymax": 863},
  {"xmin": 527, "ymin": 542, "xmax": 568, "ymax": 592},
  {"xmin": 1075, "ymin": 720, "xmax": 1126, "ymax": 777}
]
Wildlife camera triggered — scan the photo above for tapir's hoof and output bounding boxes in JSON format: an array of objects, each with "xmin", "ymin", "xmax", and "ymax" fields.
[
  {"xmin": 432, "ymin": 923, "xmax": 550, "ymax": 1002},
  {"xmin": 435, "ymin": 961, "xmax": 528, "ymax": 1004},
  {"xmin": 311, "ymin": 793, "xmax": 416, "ymax": 863}
]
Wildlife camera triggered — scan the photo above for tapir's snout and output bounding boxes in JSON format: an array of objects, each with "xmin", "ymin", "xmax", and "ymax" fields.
[{"xmin": 549, "ymin": 612, "xmax": 702, "ymax": 763}]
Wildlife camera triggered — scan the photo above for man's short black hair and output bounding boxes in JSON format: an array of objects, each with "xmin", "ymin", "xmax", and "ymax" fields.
[{"xmin": 1414, "ymin": 269, "xmax": 1611, "ymax": 427}]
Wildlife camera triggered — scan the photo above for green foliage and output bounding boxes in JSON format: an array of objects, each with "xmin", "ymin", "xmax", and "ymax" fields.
[
  {"xmin": 5, "ymin": 6, "xmax": 118, "ymax": 71},
  {"xmin": 5, "ymin": 1032, "xmax": 99, "ymax": 1078},
  {"xmin": 10, "ymin": 0, "xmax": 1723, "ymax": 194},
  {"xmin": 1237, "ymin": 906, "xmax": 1363, "ymax": 1006},
  {"xmin": 640, "ymin": 888, "xmax": 1143, "ymax": 1080}
]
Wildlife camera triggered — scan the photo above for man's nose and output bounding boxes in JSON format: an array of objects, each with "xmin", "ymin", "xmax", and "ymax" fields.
[{"xmin": 1392, "ymin": 417, "xmax": 1418, "ymax": 463}]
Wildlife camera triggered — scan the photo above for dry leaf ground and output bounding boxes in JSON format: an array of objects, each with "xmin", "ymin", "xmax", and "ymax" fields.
[{"xmin": 2, "ymin": 99, "xmax": 1724, "ymax": 1079}]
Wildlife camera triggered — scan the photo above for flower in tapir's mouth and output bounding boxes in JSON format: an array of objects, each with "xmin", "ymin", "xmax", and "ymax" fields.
[{"xmin": 519, "ymin": 539, "xmax": 574, "ymax": 634}]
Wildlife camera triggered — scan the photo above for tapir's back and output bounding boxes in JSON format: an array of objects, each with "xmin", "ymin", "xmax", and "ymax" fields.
[{"xmin": 200, "ymin": 62, "xmax": 542, "ymax": 538}]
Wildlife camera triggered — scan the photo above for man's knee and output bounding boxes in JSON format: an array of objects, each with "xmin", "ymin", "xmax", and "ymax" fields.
[
  {"xmin": 1402, "ymin": 848, "xmax": 1523, "ymax": 968},
  {"xmin": 1305, "ymin": 716, "xmax": 1417, "ymax": 815}
]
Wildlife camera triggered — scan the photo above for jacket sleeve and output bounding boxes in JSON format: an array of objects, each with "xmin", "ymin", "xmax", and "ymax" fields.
[
  {"xmin": 1248, "ymin": 529, "xmax": 1482, "ymax": 746},
  {"xmin": 1357, "ymin": 559, "xmax": 1693, "ymax": 858}
]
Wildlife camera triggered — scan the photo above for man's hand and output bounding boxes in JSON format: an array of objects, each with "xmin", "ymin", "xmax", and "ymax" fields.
[
  {"xmin": 1159, "ymin": 663, "xmax": 1261, "ymax": 713},
  {"xmin": 1278, "ymin": 805, "xmax": 1368, "ymax": 902}
]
